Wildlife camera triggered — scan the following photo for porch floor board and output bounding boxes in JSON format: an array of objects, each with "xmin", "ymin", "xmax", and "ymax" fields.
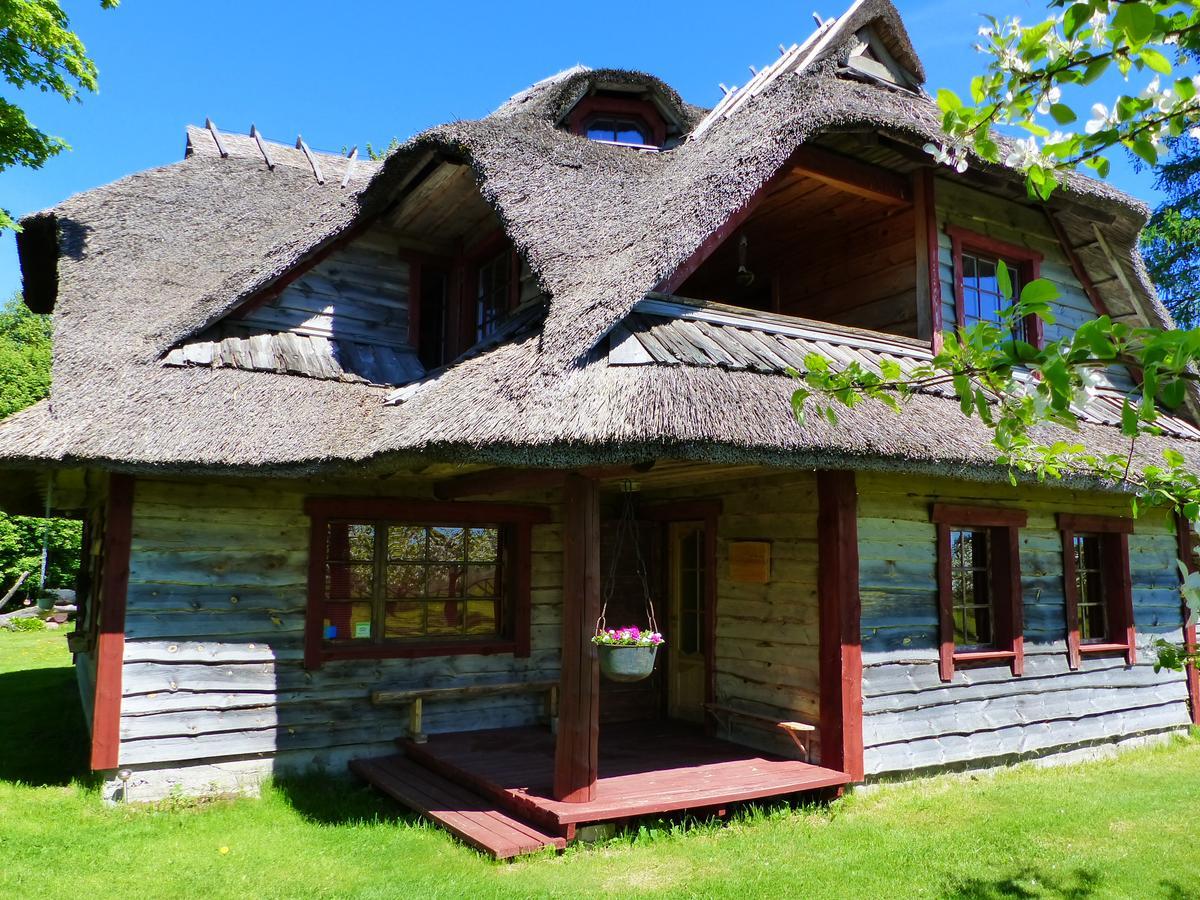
[{"xmin": 400, "ymin": 720, "xmax": 851, "ymax": 832}]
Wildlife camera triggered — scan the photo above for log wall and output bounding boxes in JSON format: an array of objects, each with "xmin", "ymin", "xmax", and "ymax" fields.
[
  {"xmin": 857, "ymin": 471, "xmax": 1191, "ymax": 776},
  {"xmin": 115, "ymin": 477, "xmax": 562, "ymax": 795}
]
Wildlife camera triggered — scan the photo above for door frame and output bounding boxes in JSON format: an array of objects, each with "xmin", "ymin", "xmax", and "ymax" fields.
[{"xmin": 640, "ymin": 500, "xmax": 721, "ymax": 716}]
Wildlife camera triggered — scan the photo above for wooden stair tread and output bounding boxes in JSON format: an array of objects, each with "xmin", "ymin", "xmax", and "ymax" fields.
[{"xmin": 349, "ymin": 754, "xmax": 565, "ymax": 859}]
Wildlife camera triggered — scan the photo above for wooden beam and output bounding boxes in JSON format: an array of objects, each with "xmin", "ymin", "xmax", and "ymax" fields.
[
  {"xmin": 790, "ymin": 146, "xmax": 912, "ymax": 207},
  {"xmin": 554, "ymin": 474, "xmax": 601, "ymax": 802},
  {"xmin": 91, "ymin": 474, "xmax": 135, "ymax": 771},
  {"xmin": 433, "ymin": 464, "xmax": 657, "ymax": 501},
  {"xmin": 817, "ymin": 470, "xmax": 863, "ymax": 782},
  {"xmin": 434, "ymin": 468, "xmax": 567, "ymax": 501}
]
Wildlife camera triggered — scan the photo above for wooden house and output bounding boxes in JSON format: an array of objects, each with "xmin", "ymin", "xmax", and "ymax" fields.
[{"xmin": 2, "ymin": 0, "xmax": 1198, "ymax": 857}]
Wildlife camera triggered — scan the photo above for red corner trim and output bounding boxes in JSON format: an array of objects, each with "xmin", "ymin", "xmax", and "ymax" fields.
[
  {"xmin": 1176, "ymin": 513, "xmax": 1200, "ymax": 724},
  {"xmin": 91, "ymin": 474, "xmax": 135, "ymax": 771},
  {"xmin": 818, "ymin": 470, "xmax": 864, "ymax": 781}
]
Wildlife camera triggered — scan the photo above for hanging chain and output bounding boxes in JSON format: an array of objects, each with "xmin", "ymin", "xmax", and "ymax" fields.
[{"xmin": 596, "ymin": 480, "xmax": 658, "ymax": 636}]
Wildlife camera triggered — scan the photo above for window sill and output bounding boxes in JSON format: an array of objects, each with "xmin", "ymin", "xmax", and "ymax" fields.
[
  {"xmin": 319, "ymin": 639, "xmax": 518, "ymax": 663},
  {"xmin": 952, "ymin": 649, "xmax": 1017, "ymax": 663},
  {"xmin": 1078, "ymin": 642, "xmax": 1131, "ymax": 655}
]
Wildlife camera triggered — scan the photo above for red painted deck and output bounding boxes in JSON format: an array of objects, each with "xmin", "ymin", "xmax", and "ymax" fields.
[
  {"xmin": 400, "ymin": 720, "xmax": 851, "ymax": 835},
  {"xmin": 349, "ymin": 754, "xmax": 565, "ymax": 859}
]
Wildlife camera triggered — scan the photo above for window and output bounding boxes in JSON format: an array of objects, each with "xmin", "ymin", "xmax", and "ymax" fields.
[
  {"xmin": 476, "ymin": 250, "xmax": 511, "ymax": 341},
  {"xmin": 1058, "ymin": 514, "xmax": 1136, "ymax": 668},
  {"xmin": 584, "ymin": 118, "xmax": 651, "ymax": 146},
  {"xmin": 932, "ymin": 503, "xmax": 1027, "ymax": 681},
  {"xmin": 946, "ymin": 225, "xmax": 1044, "ymax": 347},
  {"xmin": 303, "ymin": 499, "xmax": 549, "ymax": 667}
]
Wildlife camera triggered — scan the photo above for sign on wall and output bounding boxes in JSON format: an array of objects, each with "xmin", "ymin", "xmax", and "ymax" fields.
[{"xmin": 729, "ymin": 540, "xmax": 771, "ymax": 583}]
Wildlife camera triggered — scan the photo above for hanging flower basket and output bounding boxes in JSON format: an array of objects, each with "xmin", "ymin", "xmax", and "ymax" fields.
[{"xmin": 593, "ymin": 626, "xmax": 663, "ymax": 683}]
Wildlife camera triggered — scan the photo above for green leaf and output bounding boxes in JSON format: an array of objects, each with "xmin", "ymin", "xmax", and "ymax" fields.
[
  {"xmin": 936, "ymin": 88, "xmax": 963, "ymax": 113},
  {"xmin": 1128, "ymin": 136, "xmax": 1159, "ymax": 166},
  {"xmin": 1081, "ymin": 58, "xmax": 1111, "ymax": 85},
  {"xmin": 1112, "ymin": 2, "xmax": 1156, "ymax": 43},
  {"xmin": 1062, "ymin": 2, "xmax": 1092, "ymax": 39},
  {"xmin": 1140, "ymin": 48, "xmax": 1172, "ymax": 75},
  {"xmin": 1120, "ymin": 398, "xmax": 1139, "ymax": 437},
  {"xmin": 1048, "ymin": 103, "xmax": 1077, "ymax": 125},
  {"xmin": 1019, "ymin": 279, "xmax": 1058, "ymax": 306},
  {"xmin": 997, "ymin": 260, "xmax": 1012, "ymax": 301}
]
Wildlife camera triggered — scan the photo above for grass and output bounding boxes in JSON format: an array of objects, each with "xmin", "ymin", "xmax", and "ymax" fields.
[{"xmin": 1, "ymin": 629, "xmax": 1198, "ymax": 899}]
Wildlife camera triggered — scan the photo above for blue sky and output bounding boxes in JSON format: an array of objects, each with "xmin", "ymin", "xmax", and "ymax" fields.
[{"xmin": 0, "ymin": 0, "xmax": 1161, "ymax": 295}]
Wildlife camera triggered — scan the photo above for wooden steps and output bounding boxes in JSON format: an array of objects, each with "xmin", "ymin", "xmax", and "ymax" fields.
[{"xmin": 349, "ymin": 754, "xmax": 566, "ymax": 860}]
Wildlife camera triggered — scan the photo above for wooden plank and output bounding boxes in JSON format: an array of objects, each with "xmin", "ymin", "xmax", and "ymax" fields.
[
  {"xmin": 372, "ymin": 679, "xmax": 558, "ymax": 704},
  {"xmin": 817, "ymin": 470, "xmax": 863, "ymax": 781},
  {"xmin": 554, "ymin": 474, "xmax": 600, "ymax": 802},
  {"xmin": 92, "ymin": 474, "xmax": 135, "ymax": 771}
]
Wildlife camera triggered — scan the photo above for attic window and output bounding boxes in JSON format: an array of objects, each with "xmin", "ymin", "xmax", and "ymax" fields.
[
  {"xmin": 567, "ymin": 95, "xmax": 666, "ymax": 148},
  {"xmin": 585, "ymin": 118, "xmax": 650, "ymax": 146}
]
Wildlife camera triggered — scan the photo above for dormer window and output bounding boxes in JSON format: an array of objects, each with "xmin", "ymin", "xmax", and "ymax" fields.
[{"xmin": 567, "ymin": 94, "xmax": 667, "ymax": 148}]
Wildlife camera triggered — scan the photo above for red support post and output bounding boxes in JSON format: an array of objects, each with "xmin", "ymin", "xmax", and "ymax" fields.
[
  {"xmin": 91, "ymin": 474, "xmax": 135, "ymax": 771},
  {"xmin": 554, "ymin": 474, "xmax": 601, "ymax": 801},
  {"xmin": 817, "ymin": 470, "xmax": 864, "ymax": 782}
]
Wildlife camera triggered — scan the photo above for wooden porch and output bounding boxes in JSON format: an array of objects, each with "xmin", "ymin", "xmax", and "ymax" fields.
[{"xmin": 352, "ymin": 720, "xmax": 851, "ymax": 857}]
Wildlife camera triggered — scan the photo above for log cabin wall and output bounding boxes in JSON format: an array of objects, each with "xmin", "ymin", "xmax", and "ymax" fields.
[
  {"xmin": 857, "ymin": 472, "xmax": 1191, "ymax": 776},
  {"xmin": 640, "ymin": 471, "xmax": 823, "ymax": 761},
  {"xmin": 114, "ymin": 476, "xmax": 563, "ymax": 798}
]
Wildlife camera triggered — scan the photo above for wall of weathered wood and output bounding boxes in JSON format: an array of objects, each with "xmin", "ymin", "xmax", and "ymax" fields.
[
  {"xmin": 114, "ymin": 477, "xmax": 562, "ymax": 798},
  {"xmin": 858, "ymin": 472, "xmax": 1191, "ymax": 776}
]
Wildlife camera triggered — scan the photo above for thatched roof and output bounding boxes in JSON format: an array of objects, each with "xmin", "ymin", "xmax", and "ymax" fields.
[{"xmin": 2, "ymin": 0, "xmax": 1196, "ymax": 486}]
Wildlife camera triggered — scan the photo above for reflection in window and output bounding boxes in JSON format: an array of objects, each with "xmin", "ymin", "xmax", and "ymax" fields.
[
  {"xmin": 585, "ymin": 118, "xmax": 650, "ymax": 145},
  {"xmin": 1073, "ymin": 534, "xmax": 1108, "ymax": 643},
  {"xmin": 476, "ymin": 251, "xmax": 510, "ymax": 341},
  {"xmin": 322, "ymin": 521, "xmax": 505, "ymax": 644},
  {"xmin": 949, "ymin": 528, "xmax": 993, "ymax": 648},
  {"xmin": 961, "ymin": 251, "xmax": 1024, "ymax": 340},
  {"xmin": 676, "ymin": 525, "xmax": 705, "ymax": 656}
]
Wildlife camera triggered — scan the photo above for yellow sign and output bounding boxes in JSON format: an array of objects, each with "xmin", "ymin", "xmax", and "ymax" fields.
[{"xmin": 729, "ymin": 541, "xmax": 771, "ymax": 583}]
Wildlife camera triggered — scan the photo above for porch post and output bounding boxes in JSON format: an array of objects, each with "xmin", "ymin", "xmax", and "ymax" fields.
[
  {"xmin": 817, "ymin": 470, "xmax": 864, "ymax": 781},
  {"xmin": 554, "ymin": 473, "xmax": 600, "ymax": 802},
  {"xmin": 92, "ymin": 474, "xmax": 135, "ymax": 771}
]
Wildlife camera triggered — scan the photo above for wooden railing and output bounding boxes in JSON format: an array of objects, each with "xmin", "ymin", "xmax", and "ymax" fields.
[{"xmin": 371, "ymin": 679, "xmax": 559, "ymax": 744}]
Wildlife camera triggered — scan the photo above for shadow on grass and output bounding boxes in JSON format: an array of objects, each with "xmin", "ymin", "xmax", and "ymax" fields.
[
  {"xmin": 947, "ymin": 866, "xmax": 1103, "ymax": 899},
  {"xmin": 273, "ymin": 771, "xmax": 418, "ymax": 827},
  {"xmin": 0, "ymin": 663, "xmax": 94, "ymax": 788}
]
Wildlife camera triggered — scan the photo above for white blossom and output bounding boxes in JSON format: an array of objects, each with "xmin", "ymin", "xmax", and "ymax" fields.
[
  {"xmin": 1036, "ymin": 85, "xmax": 1062, "ymax": 115},
  {"xmin": 1085, "ymin": 102, "xmax": 1115, "ymax": 135},
  {"xmin": 1004, "ymin": 136, "xmax": 1042, "ymax": 169}
]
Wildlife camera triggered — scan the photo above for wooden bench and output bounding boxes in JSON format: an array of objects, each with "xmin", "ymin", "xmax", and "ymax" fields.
[
  {"xmin": 705, "ymin": 703, "xmax": 816, "ymax": 761},
  {"xmin": 371, "ymin": 680, "xmax": 559, "ymax": 744}
]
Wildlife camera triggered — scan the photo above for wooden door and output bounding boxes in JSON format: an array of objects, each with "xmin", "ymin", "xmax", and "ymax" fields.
[{"xmin": 667, "ymin": 522, "xmax": 707, "ymax": 722}]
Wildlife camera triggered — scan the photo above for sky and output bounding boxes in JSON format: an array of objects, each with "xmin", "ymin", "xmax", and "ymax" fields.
[{"xmin": 0, "ymin": 0, "xmax": 1164, "ymax": 296}]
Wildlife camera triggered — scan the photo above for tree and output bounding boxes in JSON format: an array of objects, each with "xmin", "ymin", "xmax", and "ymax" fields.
[
  {"xmin": 1141, "ymin": 135, "xmax": 1200, "ymax": 326},
  {"xmin": 931, "ymin": 1, "xmax": 1200, "ymax": 199},
  {"xmin": 1, "ymin": 0, "xmax": 118, "ymax": 230},
  {"xmin": 0, "ymin": 294, "xmax": 79, "ymax": 609},
  {"xmin": 796, "ymin": 2, "xmax": 1200, "ymax": 673}
]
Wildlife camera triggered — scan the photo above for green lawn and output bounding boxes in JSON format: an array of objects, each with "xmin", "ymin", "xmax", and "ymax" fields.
[{"xmin": 1, "ymin": 629, "xmax": 1198, "ymax": 899}]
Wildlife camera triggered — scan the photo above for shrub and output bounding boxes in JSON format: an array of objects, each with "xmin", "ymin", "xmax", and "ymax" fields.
[{"xmin": 6, "ymin": 616, "xmax": 46, "ymax": 632}]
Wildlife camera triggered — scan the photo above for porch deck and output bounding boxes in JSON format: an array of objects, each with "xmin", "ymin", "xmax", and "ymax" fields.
[{"xmin": 400, "ymin": 720, "xmax": 851, "ymax": 836}]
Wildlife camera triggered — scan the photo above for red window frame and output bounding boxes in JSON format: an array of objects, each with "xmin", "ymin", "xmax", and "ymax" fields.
[
  {"xmin": 566, "ymin": 95, "xmax": 667, "ymax": 147},
  {"xmin": 303, "ymin": 498, "xmax": 549, "ymax": 668},
  {"xmin": 932, "ymin": 503, "xmax": 1027, "ymax": 681},
  {"xmin": 1058, "ymin": 513, "xmax": 1136, "ymax": 668},
  {"xmin": 945, "ymin": 225, "xmax": 1045, "ymax": 348}
]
